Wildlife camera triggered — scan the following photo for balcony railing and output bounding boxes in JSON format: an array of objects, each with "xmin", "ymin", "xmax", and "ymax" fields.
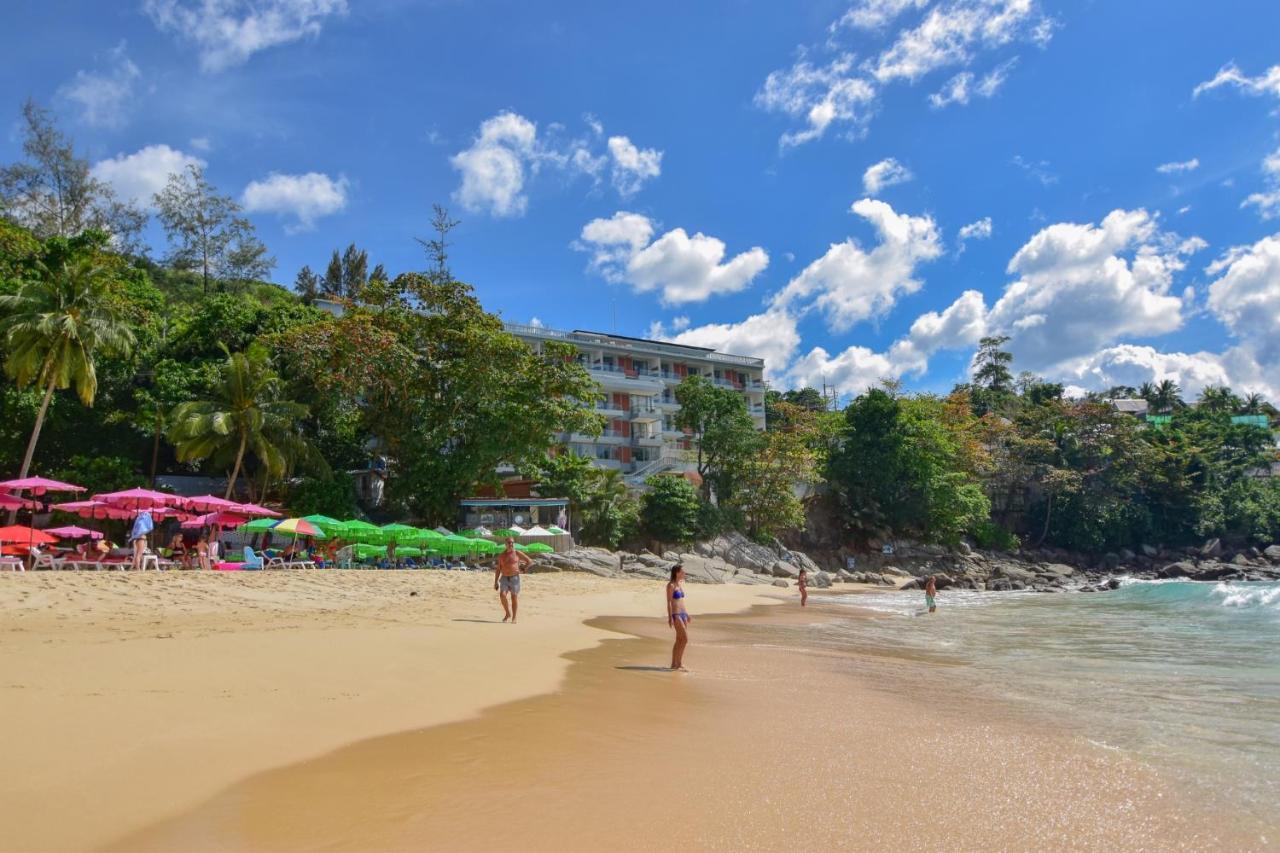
[{"xmin": 505, "ymin": 322, "xmax": 764, "ymax": 368}]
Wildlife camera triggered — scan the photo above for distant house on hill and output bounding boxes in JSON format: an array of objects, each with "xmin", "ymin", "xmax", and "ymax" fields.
[{"xmin": 1110, "ymin": 398, "xmax": 1150, "ymax": 418}]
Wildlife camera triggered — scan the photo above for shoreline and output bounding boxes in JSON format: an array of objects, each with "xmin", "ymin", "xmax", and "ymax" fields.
[
  {"xmin": 0, "ymin": 571, "xmax": 782, "ymax": 852},
  {"xmin": 106, "ymin": 597, "xmax": 1258, "ymax": 852}
]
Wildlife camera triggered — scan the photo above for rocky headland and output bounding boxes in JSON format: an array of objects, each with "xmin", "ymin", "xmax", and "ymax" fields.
[{"xmin": 531, "ymin": 532, "xmax": 1280, "ymax": 593}]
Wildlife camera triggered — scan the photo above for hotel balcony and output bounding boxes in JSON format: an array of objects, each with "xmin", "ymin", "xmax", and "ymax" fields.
[
  {"xmin": 586, "ymin": 364, "xmax": 665, "ymax": 393},
  {"xmin": 596, "ymin": 428, "xmax": 629, "ymax": 444},
  {"xmin": 592, "ymin": 401, "xmax": 626, "ymax": 418},
  {"xmin": 630, "ymin": 403, "xmax": 661, "ymax": 423},
  {"xmin": 632, "ymin": 433, "xmax": 663, "ymax": 448}
]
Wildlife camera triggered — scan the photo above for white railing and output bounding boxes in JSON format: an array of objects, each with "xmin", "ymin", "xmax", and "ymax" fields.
[{"xmin": 505, "ymin": 322, "xmax": 764, "ymax": 368}]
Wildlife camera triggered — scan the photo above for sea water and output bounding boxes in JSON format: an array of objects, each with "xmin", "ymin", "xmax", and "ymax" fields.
[{"xmin": 824, "ymin": 580, "xmax": 1280, "ymax": 827}]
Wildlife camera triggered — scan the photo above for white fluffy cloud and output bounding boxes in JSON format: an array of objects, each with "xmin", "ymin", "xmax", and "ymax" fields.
[
  {"xmin": 241, "ymin": 171, "xmax": 349, "ymax": 231},
  {"xmin": 1193, "ymin": 63, "xmax": 1280, "ymax": 99},
  {"xmin": 144, "ymin": 0, "xmax": 347, "ymax": 72},
  {"xmin": 1242, "ymin": 148, "xmax": 1280, "ymax": 220},
  {"xmin": 754, "ymin": 54, "xmax": 877, "ymax": 147},
  {"xmin": 957, "ymin": 216, "xmax": 993, "ymax": 244},
  {"xmin": 576, "ymin": 212, "xmax": 769, "ymax": 305},
  {"xmin": 451, "ymin": 113, "xmax": 662, "ymax": 216},
  {"xmin": 91, "ymin": 144, "xmax": 206, "ymax": 209},
  {"xmin": 607, "ymin": 136, "xmax": 663, "ymax": 196},
  {"xmin": 1206, "ymin": 233, "xmax": 1280, "ymax": 363},
  {"xmin": 1156, "ymin": 158, "xmax": 1200, "ymax": 175},
  {"xmin": 862, "ymin": 157, "xmax": 914, "ymax": 195},
  {"xmin": 985, "ymin": 209, "xmax": 1199, "ymax": 372},
  {"xmin": 58, "ymin": 43, "xmax": 141, "ymax": 128},
  {"xmin": 868, "ymin": 0, "xmax": 1048, "ymax": 84},
  {"xmin": 759, "ymin": 1, "xmax": 1049, "ymax": 146},
  {"xmin": 833, "ymin": 0, "xmax": 929, "ymax": 31},
  {"xmin": 450, "ymin": 112, "xmax": 540, "ymax": 217},
  {"xmin": 774, "ymin": 198, "xmax": 943, "ymax": 331},
  {"xmin": 656, "ymin": 309, "xmax": 801, "ymax": 381}
]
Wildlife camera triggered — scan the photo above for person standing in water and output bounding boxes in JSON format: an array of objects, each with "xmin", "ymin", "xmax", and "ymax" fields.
[
  {"xmin": 798, "ymin": 568, "xmax": 808, "ymax": 607},
  {"xmin": 494, "ymin": 537, "xmax": 532, "ymax": 623},
  {"xmin": 666, "ymin": 564, "xmax": 691, "ymax": 671},
  {"xmin": 925, "ymin": 575, "xmax": 937, "ymax": 613}
]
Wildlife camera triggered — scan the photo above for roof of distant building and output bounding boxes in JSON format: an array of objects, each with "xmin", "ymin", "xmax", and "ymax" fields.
[{"xmin": 1111, "ymin": 398, "xmax": 1150, "ymax": 414}]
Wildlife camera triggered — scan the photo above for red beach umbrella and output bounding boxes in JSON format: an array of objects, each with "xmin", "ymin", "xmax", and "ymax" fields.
[
  {"xmin": 0, "ymin": 493, "xmax": 42, "ymax": 510},
  {"xmin": 0, "ymin": 525, "xmax": 58, "ymax": 546}
]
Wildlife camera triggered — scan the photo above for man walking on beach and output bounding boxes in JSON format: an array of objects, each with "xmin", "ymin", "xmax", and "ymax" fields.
[{"xmin": 495, "ymin": 537, "xmax": 533, "ymax": 623}]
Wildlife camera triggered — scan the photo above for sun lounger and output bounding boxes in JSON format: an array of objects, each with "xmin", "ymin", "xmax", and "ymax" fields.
[{"xmin": 0, "ymin": 556, "xmax": 24, "ymax": 572}]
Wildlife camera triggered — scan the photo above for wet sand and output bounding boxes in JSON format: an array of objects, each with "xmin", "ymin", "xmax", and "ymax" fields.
[{"xmin": 105, "ymin": 602, "xmax": 1257, "ymax": 852}]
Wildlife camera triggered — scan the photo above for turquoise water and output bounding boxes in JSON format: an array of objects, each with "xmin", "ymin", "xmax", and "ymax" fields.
[{"xmin": 827, "ymin": 580, "xmax": 1280, "ymax": 828}]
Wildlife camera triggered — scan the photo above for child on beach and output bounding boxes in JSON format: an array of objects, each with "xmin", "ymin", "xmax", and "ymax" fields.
[
  {"xmin": 798, "ymin": 568, "xmax": 808, "ymax": 607},
  {"xmin": 195, "ymin": 532, "xmax": 210, "ymax": 571},
  {"xmin": 925, "ymin": 576, "xmax": 937, "ymax": 614}
]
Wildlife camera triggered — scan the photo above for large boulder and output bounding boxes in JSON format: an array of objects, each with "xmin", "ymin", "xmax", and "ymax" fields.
[
  {"xmin": 770, "ymin": 560, "xmax": 801, "ymax": 579},
  {"xmin": 1190, "ymin": 562, "xmax": 1237, "ymax": 581},
  {"xmin": 810, "ymin": 571, "xmax": 834, "ymax": 589},
  {"xmin": 1266, "ymin": 545, "xmax": 1280, "ymax": 561},
  {"xmin": 1200, "ymin": 538, "xmax": 1223, "ymax": 558},
  {"xmin": 1118, "ymin": 548, "xmax": 1136, "ymax": 563},
  {"xmin": 1140, "ymin": 544, "xmax": 1160, "ymax": 558},
  {"xmin": 1037, "ymin": 563, "xmax": 1076, "ymax": 579},
  {"xmin": 1102, "ymin": 553, "xmax": 1121, "ymax": 571},
  {"xmin": 991, "ymin": 564, "xmax": 1038, "ymax": 584},
  {"xmin": 1159, "ymin": 561, "xmax": 1194, "ymax": 578},
  {"xmin": 772, "ymin": 579, "xmax": 790, "ymax": 588}
]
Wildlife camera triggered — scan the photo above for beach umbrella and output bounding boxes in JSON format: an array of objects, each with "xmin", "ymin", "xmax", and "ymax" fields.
[
  {"xmin": 546, "ymin": 526, "xmax": 567, "ymax": 535},
  {"xmin": 182, "ymin": 511, "xmax": 248, "ymax": 530},
  {"xmin": 0, "ymin": 476, "xmax": 85, "ymax": 496},
  {"xmin": 185, "ymin": 495, "xmax": 241, "ymax": 513},
  {"xmin": 229, "ymin": 502, "xmax": 281, "ymax": 518},
  {"xmin": 0, "ymin": 526, "xmax": 58, "ymax": 546},
  {"xmin": 338, "ymin": 520, "xmax": 381, "ymax": 543},
  {"xmin": 93, "ymin": 487, "xmax": 186, "ymax": 511},
  {"xmin": 0, "ymin": 493, "xmax": 42, "ymax": 511},
  {"xmin": 301, "ymin": 514, "xmax": 344, "ymax": 533},
  {"xmin": 523, "ymin": 525, "xmax": 553, "ymax": 538},
  {"xmin": 44, "ymin": 525, "xmax": 103, "ymax": 540},
  {"xmin": 273, "ymin": 518, "xmax": 325, "ymax": 538},
  {"xmin": 492, "ymin": 527, "xmax": 521, "ymax": 538},
  {"xmin": 433, "ymin": 525, "xmax": 453, "ymax": 536},
  {"xmin": 237, "ymin": 518, "xmax": 279, "ymax": 533},
  {"xmin": 49, "ymin": 500, "xmax": 133, "ymax": 521},
  {"xmin": 524, "ymin": 542, "xmax": 554, "ymax": 554},
  {"xmin": 473, "ymin": 525, "xmax": 493, "ymax": 537}
]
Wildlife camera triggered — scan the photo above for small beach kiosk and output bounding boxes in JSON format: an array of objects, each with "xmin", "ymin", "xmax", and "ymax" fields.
[{"xmin": 458, "ymin": 497, "xmax": 572, "ymax": 551}]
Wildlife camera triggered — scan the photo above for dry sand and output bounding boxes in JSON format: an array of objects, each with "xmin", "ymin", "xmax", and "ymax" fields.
[
  {"xmin": 0, "ymin": 570, "xmax": 778, "ymax": 852},
  {"xmin": 0, "ymin": 571, "xmax": 1259, "ymax": 852}
]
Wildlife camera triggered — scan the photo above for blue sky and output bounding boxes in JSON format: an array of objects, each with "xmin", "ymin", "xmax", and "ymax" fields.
[{"xmin": 4, "ymin": 0, "xmax": 1280, "ymax": 399}]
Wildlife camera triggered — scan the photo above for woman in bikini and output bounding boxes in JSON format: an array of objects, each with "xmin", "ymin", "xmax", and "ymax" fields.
[{"xmin": 666, "ymin": 564, "xmax": 691, "ymax": 671}]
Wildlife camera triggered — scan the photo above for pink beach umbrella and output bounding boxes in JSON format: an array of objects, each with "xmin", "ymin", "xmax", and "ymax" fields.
[
  {"xmin": 92, "ymin": 487, "xmax": 188, "ymax": 511},
  {"xmin": 45, "ymin": 525, "xmax": 103, "ymax": 540},
  {"xmin": 0, "ymin": 476, "xmax": 85, "ymax": 497},
  {"xmin": 231, "ymin": 502, "xmax": 282, "ymax": 518},
  {"xmin": 48, "ymin": 500, "xmax": 134, "ymax": 521},
  {"xmin": 185, "ymin": 495, "xmax": 241, "ymax": 513},
  {"xmin": 182, "ymin": 511, "xmax": 248, "ymax": 530},
  {"xmin": 0, "ymin": 493, "xmax": 42, "ymax": 511}
]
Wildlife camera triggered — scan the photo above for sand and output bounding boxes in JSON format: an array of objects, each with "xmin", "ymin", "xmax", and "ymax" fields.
[
  {"xmin": 0, "ymin": 570, "xmax": 778, "ymax": 852},
  {"xmin": 1, "ymin": 571, "xmax": 1262, "ymax": 852}
]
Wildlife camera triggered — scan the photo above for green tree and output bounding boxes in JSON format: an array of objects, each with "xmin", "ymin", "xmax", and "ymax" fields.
[
  {"xmin": 167, "ymin": 343, "xmax": 311, "ymax": 499},
  {"xmin": 0, "ymin": 242, "xmax": 135, "ymax": 489},
  {"xmin": 1197, "ymin": 385, "xmax": 1240, "ymax": 414},
  {"xmin": 154, "ymin": 164, "xmax": 273, "ymax": 292},
  {"xmin": 578, "ymin": 468, "xmax": 639, "ymax": 548},
  {"xmin": 0, "ymin": 101, "xmax": 146, "ymax": 252},
  {"xmin": 641, "ymin": 475, "xmax": 701, "ymax": 545},
  {"xmin": 674, "ymin": 375, "xmax": 758, "ymax": 501},
  {"xmin": 1151, "ymin": 379, "xmax": 1184, "ymax": 414},
  {"xmin": 732, "ymin": 427, "xmax": 817, "ymax": 539},
  {"xmin": 969, "ymin": 335, "xmax": 1015, "ymax": 416},
  {"xmin": 294, "ymin": 265, "xmax": 320, "ymax": 303}
]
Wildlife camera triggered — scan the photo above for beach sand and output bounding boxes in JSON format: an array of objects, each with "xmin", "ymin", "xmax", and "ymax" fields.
[{"xmin": 0, "ymin": 572, "xmax": 1259, "ymax": 851}]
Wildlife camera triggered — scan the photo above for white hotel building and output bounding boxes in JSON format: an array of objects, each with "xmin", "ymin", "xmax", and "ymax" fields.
[{"xmin": 505, "ymin": 324, "xmax": 767, "ymax": 484}]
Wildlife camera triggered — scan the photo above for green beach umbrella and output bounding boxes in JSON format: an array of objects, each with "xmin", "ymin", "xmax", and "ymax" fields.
[
  {"xmin": 492, "ymin": 527, "xmax": 521, "ymax": 538},
  {"xmin": 339, "ymin": 520, "xmax": 381, "ymax": 543},
  {"xmin": 238, "ymin": 518, "xmax": 279, "ymax": 533},
  {"xmin": 524, "ymin": 542, "xmax": 554, "ymax": 554},
  {"xmin": 547, "ymin": 526, "xmax": 567, "ymax": 535},
  {"xmin": 302, "ymin": 514, "xmax": 344, "ymax": 533}
]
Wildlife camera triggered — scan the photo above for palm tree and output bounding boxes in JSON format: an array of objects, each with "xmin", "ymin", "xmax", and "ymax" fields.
[
  {"xmin": 1151, "ymin": 379, "xmax": 1183, "ymax": 414},
  {"xmin": 0, "ymin": 253, "xmax": 135, "ymax": 487},
  {"xmin": 578, "ymin": 468, "xmax": 631, "ymax": 547},
  {"xmin": 167, "ymin": 343, "xmax": 310, "ymax": 499},
  {"xmin": 1240, "ymin": 392, "xmax": 1268, "ymax": 415},
  {"xmin": 1197, "ymin": 385, "xmax": 1239, "ymax": 414},
  {"xmin": 1138, "ymin": 382, "xmax": 1156, "ymax": 404}
]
